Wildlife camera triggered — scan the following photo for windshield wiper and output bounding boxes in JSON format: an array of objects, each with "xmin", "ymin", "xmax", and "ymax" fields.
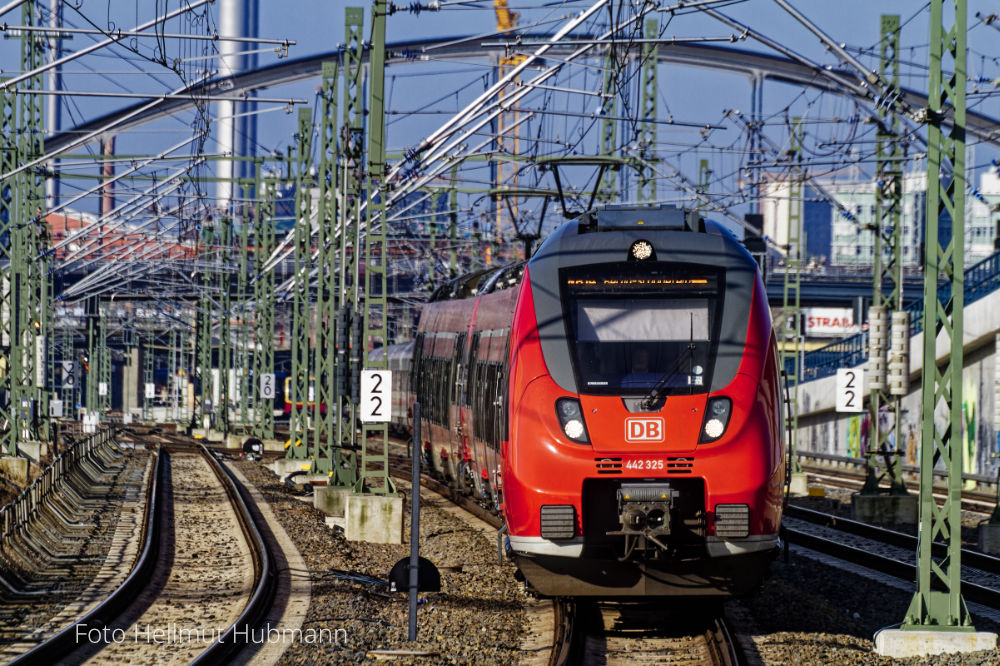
[{"xmin": 640, "ymin": 343, "xmax": 696, "ymax": 410}]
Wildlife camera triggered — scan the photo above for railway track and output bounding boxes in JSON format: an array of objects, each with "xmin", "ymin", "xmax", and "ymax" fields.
[
  {"xmin": 797, "ymin": 454, "xmax": 999, "ymax": 514},
  {"xmin": 9, "ymin": 439, "xmax": 278, "ymax": 665},
  {"xmin": 782, "ymin": 505, "xmax": 1000, "ymax": 614},
  {"xmin": 384, "ymin": 444, "xmax": 743, "ymax": 665}
]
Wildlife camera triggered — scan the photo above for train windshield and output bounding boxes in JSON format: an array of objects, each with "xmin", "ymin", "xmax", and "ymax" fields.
[{"xmin": 562, "ymin": 264, "xmax": 721, "ymax": 396}]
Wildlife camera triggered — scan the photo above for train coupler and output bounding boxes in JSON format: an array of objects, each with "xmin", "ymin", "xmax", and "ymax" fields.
[{"xmin": 607, "ymin": 482, "xmax": 678, "ymax": 559}]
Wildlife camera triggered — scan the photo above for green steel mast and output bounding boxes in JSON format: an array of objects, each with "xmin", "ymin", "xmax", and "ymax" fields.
[
  {"xmin": 862, "ymin": 14, "xmax": 908, "ymax": 497},
  {"xmin": 356, "ymin": 0, "xmax": 395, "ymax": 494},
  {"xmin": 782, "ymin": 118, "xmax": 804, "ymax": 476},
  {"xmin": 637, "ymin": 18, "xmax": 658, "ymax": 202},
  {"xmin": 903, "ymin": 0, "xmax": 972, "ymax": 631},
  {"xmin": 287, "ymin": 107, "xmax": 314, "ymax": 460},
  {"xmin": 217, "ymin": 216, "xmax": 232, "ymax": 435},
  {"xmin": 313, "ymin": 61, "xmax": 341, "ymax": 477},
  {"xmin": 143, "ymin": 331, "xmax": 154, "ymax": 422},
  {"xmin": 195, "ymin": 221, "xmax": 216, "ymax": 429},
  {"xmin": 235, "ymin": 178, "xmax": 254, "ymax": 428},
  {"xmin": 596, "ymin": 47, "xmax": 618, "ymax": 203},
  {"xmin": 252, "ymin": 171, "xmax": 277, "ymax": 442},
  {"xmin": 336, "ymin": 6, "xmax": 366, "ymax": 462},
  {"xmin": 98, "ymin": 307, "xmax": 109, "ymax": 414}
]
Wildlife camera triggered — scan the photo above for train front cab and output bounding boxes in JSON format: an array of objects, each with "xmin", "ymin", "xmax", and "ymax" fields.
[{"xmin": 503, "ymin": 207, "xmax": 784, "ymax": 597}]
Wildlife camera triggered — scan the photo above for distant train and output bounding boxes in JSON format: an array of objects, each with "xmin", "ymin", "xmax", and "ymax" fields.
[
  {"xmin": 282, "ymin": 375, "xmax": 326, "ymax": 416},
  {"xmin": 379, "ymin": 205, "xmax": 784, "ymax": 597}
]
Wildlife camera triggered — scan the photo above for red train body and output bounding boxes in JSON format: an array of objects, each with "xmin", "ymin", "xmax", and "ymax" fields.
[{"xmin": 395, "ymin": 205, "xmax": 784, "ymax": 597}]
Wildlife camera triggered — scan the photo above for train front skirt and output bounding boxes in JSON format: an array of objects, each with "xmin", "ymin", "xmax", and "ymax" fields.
[{"xmin": 509, "ymin": 535, "xmax": 778, "ymax": 597}]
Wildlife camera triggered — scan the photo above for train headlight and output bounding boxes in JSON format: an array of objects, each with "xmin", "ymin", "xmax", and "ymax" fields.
[
  {"xmin": 555, "ymin": 398, "xmax": 590, "ymax": 444},
  {"xmin": 699, "ymin": 397, "xmax": 732, "ymax": 443}
]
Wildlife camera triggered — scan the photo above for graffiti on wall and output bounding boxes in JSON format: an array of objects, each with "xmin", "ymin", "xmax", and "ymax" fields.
[{"xmin": 846, "ymin": 413, "xmax": 869, "ymax": 458}]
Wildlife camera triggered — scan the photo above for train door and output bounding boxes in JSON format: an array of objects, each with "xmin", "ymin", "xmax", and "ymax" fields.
[
  {"xmin": 429, "ymin": 336, "xmax": 453, "ymax": 477},
  {"xmin": 481, "ymin": 331, "xmax": 507, "ymax": 510},
  {"xmin": 485, "ymin": 330, "xmax": 511, "ymax": 507},
  {"xmin": 464, "ymin": 332, "xmax": 486, "ymax": 500},
  {"xmin": 447, "ymin": 332, "xmax": 467, "ymax": 484},
  {"xmin": 412, "ymin": 332, "xmax": 433, "ymax": 470}
]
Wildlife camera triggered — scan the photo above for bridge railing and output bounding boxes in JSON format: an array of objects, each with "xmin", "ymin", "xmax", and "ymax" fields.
[{"xmin": 788, "ymin": 250, "xmax": 1000, "ymax": 382}]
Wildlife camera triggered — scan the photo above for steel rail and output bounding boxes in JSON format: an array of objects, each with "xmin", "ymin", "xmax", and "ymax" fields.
[
  {"xmin": 549, "ymin": 598, "xmax": 578, "ymax": 666},
  {"xmin": 710, "ymin": 616, "xmax": 743, "ymax": 666},
  {"xmin": 783, "ymin": 526, "xmax": 1000, "ymax": 609},
  {"xmin": 796, "ymin": 454, "xmax": 999, "ymax": 511},
  {"xmin": 785, "ymin": 504, "xmax": 1000, "ymax": 575},
  {"xmin": 383, "ymin": 450, "xmax": 581, "ymax": 665},
  {"xmin": 190, "ymin": 443, "xmax": 278, "ymax": 664}
]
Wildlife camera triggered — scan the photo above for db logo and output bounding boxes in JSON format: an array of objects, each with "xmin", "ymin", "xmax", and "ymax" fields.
[{"xmin": 625, "ymin": 417, "xmax": 665, "ymax": 443}]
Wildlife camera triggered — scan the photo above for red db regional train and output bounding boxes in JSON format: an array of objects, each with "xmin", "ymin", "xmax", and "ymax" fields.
[{"xmin": 385, "ymin": 204, "xmax": 784, "ymax": 597}]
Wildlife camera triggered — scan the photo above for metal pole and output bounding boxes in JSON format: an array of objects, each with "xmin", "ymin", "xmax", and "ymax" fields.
[
  {"xmin": 143, "ymin": 331, "xmax": 154, "ymax": 422},
  {"xmin": 782, "ymin": 117, "xmax": 803, "ymax": 475},
  {"xmin": 218, "ymin": 215, "xmax": 232, "ymax": 436},
  {"xmin": 98, "ymin": 305, "xmax": 109, "ymax": 414},
  {"xmin": 337, "ymin": 6, "xmax": 365, "ymax": 465},
  {"xmin": 863, "ymin": 14, "xmax": 908, "ymax": 497},
  {"xmin": 637, "ymin": 18, "xmax": 658, "ymax": 202},
  {"xmin": 903, "ymin": 0, "xmax": 971, "ymax": 630},
  {"xmin": 409, "ymin": 402, "xmax": 421, "ymax": 641},
  {"xmin": 358, "ymin": 0, "xmax": 395, "ymax": 495},
  {"xmin": 196, "ymin": 221, "xmax": 216, "ymax": 430},
  {"xmin": 252, "ymin": 168, "xmax": 276, "ymax": 442},
  {"xmin": 596, "ymin": 46, "xmax": 618, "ymax": 204},
  {"xmin": 313, "ymin": 60, "xmax": 340, "ymax": 476},
  {"xmin": 287, "ymin": 106, "xmax": 313, "ymax": 459}
]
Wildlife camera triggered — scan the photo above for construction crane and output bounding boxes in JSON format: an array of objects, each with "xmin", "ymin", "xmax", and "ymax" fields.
[{"xmin": 495, "ymin": 0, "xmax": 517, "ymax": 30}]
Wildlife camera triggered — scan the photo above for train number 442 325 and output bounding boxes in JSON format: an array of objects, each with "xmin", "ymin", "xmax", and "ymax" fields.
[{"xmin": 625, "ymin": 458, "xmax": 665, "ymax": 471}]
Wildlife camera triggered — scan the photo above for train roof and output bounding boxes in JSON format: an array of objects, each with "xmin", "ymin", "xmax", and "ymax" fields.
[
  {"xmin": 428, "ymin": 261, "xmax": 526, "ymax": 303},
  {"xmin": 426, "ymin": 205, "xmax": 741, "ymax": 305},
  {"xmin": 578, "ymin": 204, "xmax": 705, "ymax": 233},
  {"xmin": 366, "ymin": 340, "xmax": 415, "ymax": 363}
]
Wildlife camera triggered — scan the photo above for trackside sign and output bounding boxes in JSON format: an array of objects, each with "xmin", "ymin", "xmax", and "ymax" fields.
[{"xmin": 803, "ymin": 307, "xmax": 859, "ymax": 338}]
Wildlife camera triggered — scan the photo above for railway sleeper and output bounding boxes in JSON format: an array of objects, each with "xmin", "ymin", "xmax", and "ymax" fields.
[
  {"xmin": 3, "ymin": 530, "xmax": 81, "ymax": 571},
  {"xmin": 35, "ymin": 499, "xmax": 95, "ymax": 533}
]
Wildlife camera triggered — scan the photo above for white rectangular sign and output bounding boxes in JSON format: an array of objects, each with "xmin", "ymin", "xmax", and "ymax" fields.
[
  {"xmin": 360, "ymin": 369, "xmax": 392, "ymax": 423},
  {"xmin": 62, "ymin": 361, "xmax": 74, "ymax": 389},
  {"xmin": 804, "ymin": 307, "xmax": 859, "ymax": 338},
  {"xmin": 98, "ymin": 381, "xmax": 108, "ymax": 397},
  {"xmin": 260, "ymin": 373, "xmax": 275, "ymax": 400},
  {"xmin": 835, "ymin": 368, "xmax": 865, "ymax": 412},
  {"xmin": 144, "ymin": 383, "xmax": 156, "ymax": 399},
  {"xmin": 49, "ymin": 399, "xmax": 63, "ymax": 418}
]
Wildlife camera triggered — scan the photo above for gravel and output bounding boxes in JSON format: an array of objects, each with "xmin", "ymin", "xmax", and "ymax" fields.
[
  {"xmin": 233, "ymin": 458, "xmax": 1000, "ymax": 664},
  {"xmin": 726, "ymin": 536, "xmax": 1000, "ymax": 664},
  {"xmin": 231, "ymin": 460, "xmax": 528, "ymax": 663}
]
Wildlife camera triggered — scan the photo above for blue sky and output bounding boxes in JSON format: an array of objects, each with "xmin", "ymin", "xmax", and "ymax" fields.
[{"xmin": 4, "ymin": 1, "xmax": 999, "ymax": 229}]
